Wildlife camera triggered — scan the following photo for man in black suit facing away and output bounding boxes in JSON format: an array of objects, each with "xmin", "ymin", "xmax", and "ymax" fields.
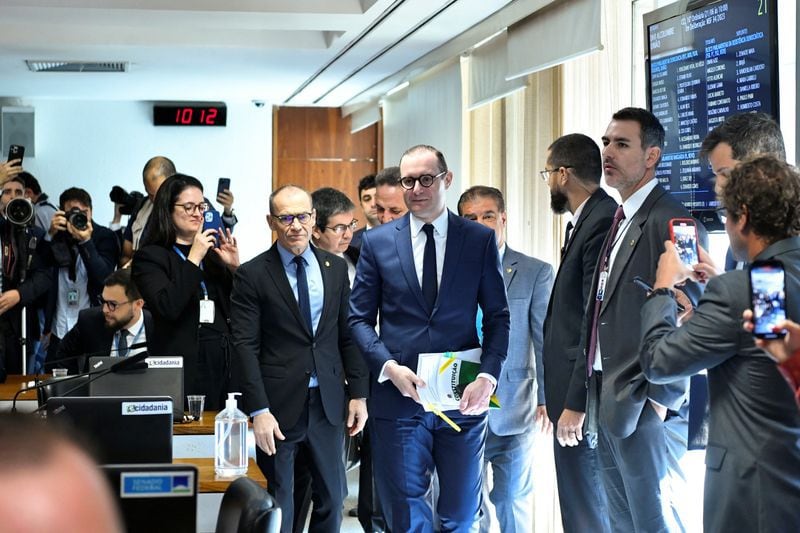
[
  {"xmin": 579, "ymin": 108, "xmax": 705, "ymax": 532},
  {"xmin": 541, "ymin": 133, "xmax": 614, "ymax": 533},
  {"xmin": 231, "ymin": 185, "xmax": 369, "ymax": 533},
  {"xmin": 50, "ymin": 269, "xmax": 153, "ymax": 374}
]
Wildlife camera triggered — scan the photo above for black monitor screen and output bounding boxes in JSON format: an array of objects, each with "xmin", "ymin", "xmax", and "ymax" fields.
[{"xmin": 646, "ymin": 0, "xmax": 778, "ymax": 224}]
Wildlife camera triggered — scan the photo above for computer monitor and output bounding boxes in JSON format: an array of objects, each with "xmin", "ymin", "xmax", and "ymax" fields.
[
  {"xmin": 88, "ymin": 356, "xmax": 185, "ymax": 421},
  {"xmin": 47, "ymin": 396, "xmax": 173, "ymax": 464},
  {"xmin": 102, "ymin": 463, "xmax": 197, "ymax": 533}
]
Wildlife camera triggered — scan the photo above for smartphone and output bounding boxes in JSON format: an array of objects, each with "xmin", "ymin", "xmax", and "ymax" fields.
[
  {"xmin": 202, "ymin": 209, "xmax": 222, "ymax": 247},
  {"xmin": 749, "ymin": 260, "xmax": 787, "ymax": 339},
  {"xmin": 217, "ymin": 178, "xmax": 231, "ymax": 197},
  {"xmin": 669, "ymin": 218, "xmax": 699, "ymax": 266},
  {"xmin": 7, "ymin": 144, "xmax": 24, "ymax": 166},
  {"xmin": 632, "ymin": 276, "xmax": 686, "ymax": 313}
]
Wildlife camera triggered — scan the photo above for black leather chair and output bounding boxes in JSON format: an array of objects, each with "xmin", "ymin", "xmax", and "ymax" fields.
[{"xmin": 215, "ymin": 477, "xmax": 281, "ymax": 533}]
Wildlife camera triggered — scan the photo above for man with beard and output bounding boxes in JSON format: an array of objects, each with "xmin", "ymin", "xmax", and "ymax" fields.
[
  {"xmin": 541, "ymin": 133, "xmax": 615, "ymax": 532},
  {"xmin": 51, "ymin": 268, "xmax": 152, "ymax": 374}
]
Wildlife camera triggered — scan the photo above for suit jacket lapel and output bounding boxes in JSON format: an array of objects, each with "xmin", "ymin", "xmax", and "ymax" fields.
[
  {"xmin": 503, "ymin": 247, "xmax": 518, "ymax": 290},
  {"xmin": 265, "ymin": 244, "xmax": 308, "ymax": 334},
  {"xmin": 436, "ymin": 212, "xmax": 465, "ymax": 313},
  {"xmin": 601, "ymin": 186, "xmax": 664, "ymax": 312},
  {"xmin": 395, "ymin": 215, "xmax": 429, "ymax": 312},
  {"xmin": 312, "ymin": 246, "xmax": 335, "ymax": 340}
]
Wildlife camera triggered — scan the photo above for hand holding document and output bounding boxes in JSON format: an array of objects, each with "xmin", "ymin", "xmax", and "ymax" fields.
[{"xmin": 416, "ymin": 348, "xmax": 500, "ymax": 431}]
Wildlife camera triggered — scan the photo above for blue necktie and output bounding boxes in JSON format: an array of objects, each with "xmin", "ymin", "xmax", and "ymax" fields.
[
  {"xmin": 293, "ymin": 255, "xmax": 313, "ymax": 334},
  {"xmin": 117, "ymin": 329, "xmax": 129, "ymax": 357},
  {"xmin": 422, "ymin": 224, "xmax": 437, "ymax": 311}
]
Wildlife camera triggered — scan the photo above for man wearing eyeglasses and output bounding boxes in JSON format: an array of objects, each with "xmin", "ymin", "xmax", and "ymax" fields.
[
  {"xmin": 43, "ymin": 187, "xmax": 119, "ymax": 367},
  {"xmin": 311, "ymin": 187, "xmax": 360, "ymax": 286},
  {"xmin": 349, "ymin": 145, "xmax": 510, "ymax": 531},
  {"xmin": 231, "ymin": 185, "xmax": 369, "ymax": 533},
  {"xmin": 51, "ymin": 269, "xmax": 152, "ymax": 374}
]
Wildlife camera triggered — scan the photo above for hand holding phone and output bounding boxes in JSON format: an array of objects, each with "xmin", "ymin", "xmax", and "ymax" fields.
[
  {"xmin": 217, "ymin": 178, "xmax": 231, "ymax": 197},
  {"xmin": 669, "ymin": 218, "xmax": 699, "ymax": 266},
  {"xmin": 202, "ymin": 210, "xmax": 222, "ymax": 248},
  {"xmin": 749, "ymin": 260, "xmax": 787, "ymax": 339},
  {"xmin": 7, "ymin": 145, "xmax": 24, "ymax": 166}
]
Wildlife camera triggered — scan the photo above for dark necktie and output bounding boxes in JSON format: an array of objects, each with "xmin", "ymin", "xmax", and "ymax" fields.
[
  {"xmin": 560, "ymin": 221, "xmax": 574, "ymax": 259},
  {"xmin": 586, "ymin": 205, "xmax": 625, "ymax": 375},
  {"xmin": 421, "ymin": 224, "xmax": 437, "ymax": 311},
  {"xmin": 118, "ymin": 329, "xmax": 129, "ymax": 357},
  {"xmin": 293, "ymin": 255, "xmax": 313, "ymax": 334}
]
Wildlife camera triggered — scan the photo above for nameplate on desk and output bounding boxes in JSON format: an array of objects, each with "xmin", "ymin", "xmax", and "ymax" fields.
[
  {"xmin": 121, "ymin": 400, "xmax": 173, "ymax": 416},
  {"xmin": 120, "ymin": 471, "xmax": 195, "ymax": 498},
  {"xmin": 146, "ymin": 357, "xmax": 183, "ymax": 368}
]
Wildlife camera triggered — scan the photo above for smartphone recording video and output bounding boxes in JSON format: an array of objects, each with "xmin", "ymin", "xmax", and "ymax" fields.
[
  {"xmin": 749, "ymin": 260, "xmax": 787, "ymax": 339},
  {"xmin": 670, "ymin": 218, "xmax": 699, "ymax": 266}
]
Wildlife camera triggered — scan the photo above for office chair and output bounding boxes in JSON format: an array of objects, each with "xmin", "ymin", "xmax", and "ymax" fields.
[{"xmin": 215, "ymin": 477, "xmax": 281, "ymax": 533}]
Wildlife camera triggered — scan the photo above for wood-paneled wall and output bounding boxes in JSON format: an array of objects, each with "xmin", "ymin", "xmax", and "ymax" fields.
[{"xmin": 272, "ymin": 107, "xmax": 379, "ymax": 229}]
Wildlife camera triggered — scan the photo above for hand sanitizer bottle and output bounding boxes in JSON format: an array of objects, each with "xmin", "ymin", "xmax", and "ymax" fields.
[{"xmin": 215, "ymin": 392, "xmax": 248, "ymax": 477}]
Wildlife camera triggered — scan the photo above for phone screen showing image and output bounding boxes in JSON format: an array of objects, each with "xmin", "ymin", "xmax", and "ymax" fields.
[
  {"xmin": 750, "ymin": 261, "xmax": 787, "ymax": 339},
  {"xmin": 671, "ymin": 220, "xmax": 699, "ymax": 266}
]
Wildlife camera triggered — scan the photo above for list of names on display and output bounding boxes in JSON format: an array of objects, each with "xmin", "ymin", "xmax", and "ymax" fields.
[{"xmin": 648, "ymin": 1, "xmax": 774, "ymax": 211}]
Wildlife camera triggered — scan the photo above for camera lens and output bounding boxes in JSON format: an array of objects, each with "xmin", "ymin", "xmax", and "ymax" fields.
[
  {"xmin": 5, "ymin": 198, "xmax": 34, "ymax": 226},
  {"xmin": 67, "ymin": 208, "xmax": 88, "ymax": 230}
]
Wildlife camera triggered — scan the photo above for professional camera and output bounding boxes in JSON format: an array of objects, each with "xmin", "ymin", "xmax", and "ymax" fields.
[
  {"xmin": 109, "ymin": 186, "xmax": 145, "ymax": 216},
  {"xmin": 5, "ymin": 197, "xmax": 34, "ymax": 226},
  {"xmin": 66, "ymin": 207, "xmax": 89, "ymax": 231}
]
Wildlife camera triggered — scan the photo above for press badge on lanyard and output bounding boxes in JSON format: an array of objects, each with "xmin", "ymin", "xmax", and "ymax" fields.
[
  {"xmin": 173, "ymin": 246, "xmax": 215, "ymax": 324},
  {"xmin": 596, "ymin": 271, "xmax": 608, "ymax": 302}
]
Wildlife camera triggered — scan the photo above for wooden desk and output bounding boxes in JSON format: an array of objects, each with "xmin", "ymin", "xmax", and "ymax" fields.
[
  {"xmin": 173, "ymin": 411, "xmax": 218, "ymax": 435},
  {"xmin": 0, "ymin": 374, "xmax": 44, "ymax": 401},
  {"xmin": 174, "ymin": 457, "xmax": 266, "ymax": 493}
]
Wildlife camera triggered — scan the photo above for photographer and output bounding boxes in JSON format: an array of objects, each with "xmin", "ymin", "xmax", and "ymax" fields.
[
  {"xmin": 20, "ymin": 172, "xmax": 57, "ymax": 232},
  {"xmin": 0, "ymin": 177, "xmax": 51, "ymax": 381},
  {"xmin": 43, "ymin": 188, "xmax": 119, "ymax": 362}
]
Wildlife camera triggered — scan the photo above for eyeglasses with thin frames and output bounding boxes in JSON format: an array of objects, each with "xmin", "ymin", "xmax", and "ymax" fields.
[
  {"xmin": 100, "ymin": 298, "xmax": 134, "ymax": 312},
  {"xmin": 539, "ymin": 166, "xmax": 573, "ymax": 182},
  {"xmin": 174, "ymin": 202, "xmax": 209, "ymax": 214},
  {"xmin": 400, "ymin": 171, "xmax": 447, "ymax": 190},
  {"xmin": 326, "ymin": 220, "xmax": 358, "ymax": 234},
  {"xmin": 273, "ymin": 212, "xmax": 314, "ymax": 226}
]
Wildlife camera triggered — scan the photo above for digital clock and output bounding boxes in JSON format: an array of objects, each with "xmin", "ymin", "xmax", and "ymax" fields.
[{"xmin": 153, "ymin": 103, "xmax": 227, "ymax": 126}]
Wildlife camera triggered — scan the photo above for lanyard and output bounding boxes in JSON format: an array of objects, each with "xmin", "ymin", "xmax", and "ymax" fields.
[{"xmin": 172, "ymin": 245, "xmax": 209, "ymax": 299}]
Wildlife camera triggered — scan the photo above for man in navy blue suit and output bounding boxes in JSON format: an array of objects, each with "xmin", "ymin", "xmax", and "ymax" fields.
[{"xmin": 349, "ymin": 144, "xmax": 510, "ymax": 532}]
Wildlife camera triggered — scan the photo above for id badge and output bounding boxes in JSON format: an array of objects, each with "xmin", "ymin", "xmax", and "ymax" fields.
[
  {"xmin": 199, "ymin": 298, "xmax": 215, "ymax": 324},
  {"xmin": 596, "ymin": 271, "xmax": 608, "ymax": 302},
  {"xmin": 67, "ymin": 288, "xmax": 80, "ymax": 307}
]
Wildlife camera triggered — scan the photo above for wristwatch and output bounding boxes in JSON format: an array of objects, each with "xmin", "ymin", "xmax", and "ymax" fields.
[{"xmin": 647, "ymin": 287, "xmax": 675, "ymax": 299}]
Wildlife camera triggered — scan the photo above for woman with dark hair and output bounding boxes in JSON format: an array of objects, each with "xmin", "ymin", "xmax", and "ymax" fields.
[{"xmin": 132, "ymin": 174, "xmax": 239, "ymax": 410}]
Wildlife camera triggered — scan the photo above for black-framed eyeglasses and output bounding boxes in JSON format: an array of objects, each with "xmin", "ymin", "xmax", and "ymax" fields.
[
  {"xmin": 715, "ymin": 207, "xmax": 728, "ymax": 223},
  {"xmin": 326, "ymin": 220, "xmax": 358, "ymax": 234},
  {"xmin": 400, "ymin": 171, "xmax": 446, "ymax": 190},
  {"xmin": 539, "ymin": 166, "xmax": 573, "ymax": 182},
  {"xmin": 174, "ymin": 202, "xmax": 209, "ymax": 214},
  {"xmin": 99, "ymin": 298, "xmax": 134, "ymax": 312},
  {"xmin": 273, "ymin": 212, "xmax": 313, "ymax": 226}
]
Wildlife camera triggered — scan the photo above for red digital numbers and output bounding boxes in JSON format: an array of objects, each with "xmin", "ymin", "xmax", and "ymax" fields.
[{"xmin": 174, "ymin": 107, "xmax": 218, "ymax": 125}]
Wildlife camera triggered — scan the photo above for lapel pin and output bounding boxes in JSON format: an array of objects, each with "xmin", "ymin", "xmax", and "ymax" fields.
[
  {"xmin": 630, "ymin": 239, "xmax": 636, "ymax": 247},
  {"xmin": 324, "ymin": 260, "xmax": 330, "ymax": 267},
  {"xmin": 506, "ymin": 268, "xmax": 512, "ymax": 273}
]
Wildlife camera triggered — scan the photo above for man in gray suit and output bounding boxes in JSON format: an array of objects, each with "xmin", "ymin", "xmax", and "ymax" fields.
[
  {"xmin": 640, "ymin": 155, "xmax": 800, "ymax": 533},
  {"xmin": 458, "ymin": 186, "xmax": 554, "ymax": 533}
]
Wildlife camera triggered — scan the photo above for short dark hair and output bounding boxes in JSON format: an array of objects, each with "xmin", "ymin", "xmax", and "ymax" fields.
[
  {"xmin": 142, "ymin": 156, "xmax": 176, "ymax": 181},
  {"xmin": 19, "ymin": 172, "xmax": 41, "ymax": 195},
  {"xmin": 140, "ymin": 173, "xmax": 203, "ymax": 248},
  {"xmin": 611, "ymin": 107, "xmax": 665, "ymax": 151},
  {"xmin": 268, "ymin": 185, "xmax": 310, "ymax": 215},
  {"xmin": 311, "ymin": 187, "xmax": 355, "ymax": 230},
  {"xmin": 358, "ymin": 174, "xmax": 376, "ymax": 196},
  {"xmin": 457, "ymin": 186, "xmax": 505, "ymax": 215},
  {"xmin": 547, "ymin": 133, "xmax": 602, "ymax": 185},
  {"xmin": 722, "ymin": 155, "xmax": 800, "ymax": 244},
  {"xmin": 104, "ymin": 268, "xmax": 141, "ymax": 300},
  {"xmin": 699, "ymin": 112, "xmax": 785, "ymax": 163},
  {"xmin": 400, "ymin": 145, "xmax": 448, "ymax": 174},
  {"xmin": 375, "ymin": 166, "xmax": 401, "ymax": 187},
  {"xmin": 59, "ymin": 187, "xmax": 92, "ymax": 210},
  {"xmin": 3, "ymin": 176, "xmax": 25, "ymax": 189}
]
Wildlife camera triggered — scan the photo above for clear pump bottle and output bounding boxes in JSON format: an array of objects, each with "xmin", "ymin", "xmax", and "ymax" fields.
[{"xmin": 214, "ymin": 392, "xmax": 248, "ymax": 476}]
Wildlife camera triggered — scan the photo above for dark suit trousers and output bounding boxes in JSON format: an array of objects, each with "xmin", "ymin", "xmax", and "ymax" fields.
[
  {"xmin": 371, "ymin": 411, "xmax": 487, "ymax": 533},
  {"xmin": 256, "ymin": 388, "xmax": 346, "ymax": 533},
  {"xmin": 552, "ymin": 435, "xmax": 611, "ymax": 533},
  {"xmin": 597, "ymin": 404, "xmax": 687, "ymax": 533}
]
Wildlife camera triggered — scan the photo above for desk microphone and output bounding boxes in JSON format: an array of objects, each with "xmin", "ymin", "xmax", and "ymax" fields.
[
  {"xmin": 12, "ymin": 348, "xmax": 150, "ymax": 413},
  {"xmin": 44, "ymin": 341, "xmax": 149, "ymax": 370}
]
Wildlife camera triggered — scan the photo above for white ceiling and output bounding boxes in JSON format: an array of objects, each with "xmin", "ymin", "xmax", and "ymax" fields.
[{"xmin": 0, "ymin": 0, "xmax": 533, "ymax": 107}]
